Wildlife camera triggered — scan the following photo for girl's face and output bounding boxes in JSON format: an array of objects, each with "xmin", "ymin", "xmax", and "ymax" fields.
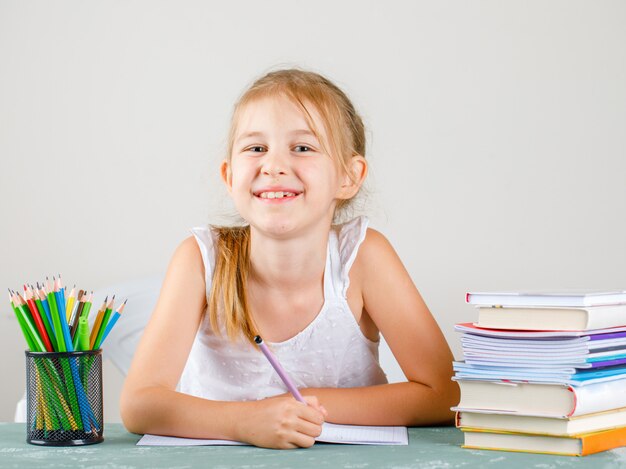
[{"xmin": 222, "ymin": 95, "xmax": 354, "ymax": 237}]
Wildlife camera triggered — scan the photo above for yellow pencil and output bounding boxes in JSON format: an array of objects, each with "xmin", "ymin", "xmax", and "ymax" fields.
[{"xmin": 65, "ymin": 285, "xmax": 76, "ymax": 322}]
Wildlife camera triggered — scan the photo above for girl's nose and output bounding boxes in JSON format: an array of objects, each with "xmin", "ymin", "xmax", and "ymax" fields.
[{"xmin": 261, "ymin": 150, "xmax": 288, "ymax": 177}]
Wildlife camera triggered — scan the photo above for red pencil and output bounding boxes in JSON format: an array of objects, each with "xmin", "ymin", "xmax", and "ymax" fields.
[{"xmin": 21, "ymin": 286, "xmax": 53, "ymax": 352}]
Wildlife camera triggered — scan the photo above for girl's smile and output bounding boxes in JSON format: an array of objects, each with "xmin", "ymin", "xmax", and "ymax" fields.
[{"xmin": 254, "ymin": 188, "xmax": 302, "ymax": 201}]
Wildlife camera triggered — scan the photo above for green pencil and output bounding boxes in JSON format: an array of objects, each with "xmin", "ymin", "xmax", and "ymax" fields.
[
  {"xmin": 34, "ymin": 293, "xmax": 57, "ymax": 352},
  {"xmin": 93, "ymin": 301, "xmax": 113, "ymax": 350},
  {"xmin": 9, "ymin": 291, "xmax": 37, "ymax": 351},
  {"xmin": 14, "ymin": 297, "xmax": 45, "ymax": 352},
  {"xmin": 47, "ymin": 285, "xmax": 66, "ymax": 352}
]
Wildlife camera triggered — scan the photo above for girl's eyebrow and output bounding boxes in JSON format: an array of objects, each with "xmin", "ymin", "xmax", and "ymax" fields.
[
  {"xmin": 236, "ymin": 131, "xmax": 264, "ymax": 142},
  {"xmin": 288, "ymin": 129, "xmax": 316, "ymax": 137},
  {"xmin": 236, "ymin": 129, "xmax": 317, "ymax": 142}
]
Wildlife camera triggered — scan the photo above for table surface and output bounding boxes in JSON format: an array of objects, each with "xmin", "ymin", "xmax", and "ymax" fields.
[{"xmin": 1, "ymin": 423, "xmax": 626, "ymax": 468}]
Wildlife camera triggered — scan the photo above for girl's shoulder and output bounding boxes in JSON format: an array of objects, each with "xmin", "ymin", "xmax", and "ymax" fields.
[
  {"xmin": 171, "ymin": 235, "xmax": 205, "ymax": 273},
  {"xmin": 349, "ymin": 224, "xmax": 402, "ymax": 286}
]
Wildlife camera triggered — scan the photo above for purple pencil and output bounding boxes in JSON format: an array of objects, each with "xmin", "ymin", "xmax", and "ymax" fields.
[{"xmin": 254, "ymin": 336, "xmax": 305, "ymax": 403}]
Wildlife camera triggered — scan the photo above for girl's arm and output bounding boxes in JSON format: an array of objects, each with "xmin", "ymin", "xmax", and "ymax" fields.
[
  {"xmin": 300, "ymin": 228, "xmax": 459, "ymax": 426},
  {"xmin": 120, "ymin": 237, "xmax": 325, "ymax": 448}
]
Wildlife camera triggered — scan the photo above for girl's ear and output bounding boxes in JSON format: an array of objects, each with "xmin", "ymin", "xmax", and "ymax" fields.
[
  {"xmin": 220, "ymin": 160, "xmax": 233, "ymax": 193},
  {"xmin": 337, "ymin": 155, "xmax": 368, "ymax": 200}
]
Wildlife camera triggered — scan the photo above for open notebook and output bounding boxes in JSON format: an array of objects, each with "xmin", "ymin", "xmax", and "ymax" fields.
[{"xmin": 137, "ymin": 423, "xmax": 408, "ymax": 446}]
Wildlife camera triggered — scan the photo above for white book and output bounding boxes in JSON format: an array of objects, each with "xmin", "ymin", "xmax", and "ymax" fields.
[
  {"xmin": 475, "ymin": 304, "xmax": 626, "ymax": 331},
  {"xmin": 137, "ymin": 423, "xmax": 409, "ymax": 446},
  {"xmin": 457, "ymin": 407, "xmax": 626, "ymax": 436},
  {"xmin": 453, "ymin": 377, "xmax": 626, "ymax": 417},
  {"xmin": 466, "ymin": 291, "xmax": 626, "ymax": 308}
]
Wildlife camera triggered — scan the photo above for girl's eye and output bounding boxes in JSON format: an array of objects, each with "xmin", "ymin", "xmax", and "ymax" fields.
[
  {"xmin": 247, "ymin": 146, "xmax": 266, "ymax": 153},
  {"xmin": 294, "ymin": 145, "xmax": 312, "ymax": 152}
]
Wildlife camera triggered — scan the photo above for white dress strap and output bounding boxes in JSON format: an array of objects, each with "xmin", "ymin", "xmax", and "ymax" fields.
[
  {"xmin": 328, "ymin": 216, "xmax": 369, "ymax": 299},
  {"xmin": 190, "ymin": 226, "xmax": 216, "ymax": 295}
]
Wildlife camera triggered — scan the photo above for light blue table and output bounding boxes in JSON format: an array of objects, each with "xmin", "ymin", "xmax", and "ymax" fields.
[{"xmin": 1, "ymin": 423, "xmax": 625, "ymax": 468}]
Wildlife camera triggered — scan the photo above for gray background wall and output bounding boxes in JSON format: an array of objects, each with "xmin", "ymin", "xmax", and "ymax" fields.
[{"xmin": 1, "ymin": 0, "xmax": 625, "ymax": 422}]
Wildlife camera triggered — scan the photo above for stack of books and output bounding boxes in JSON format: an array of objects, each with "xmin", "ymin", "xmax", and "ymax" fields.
[{"xmin": 453, "ymin": 290, "xmax": 626, "ymax": 456}]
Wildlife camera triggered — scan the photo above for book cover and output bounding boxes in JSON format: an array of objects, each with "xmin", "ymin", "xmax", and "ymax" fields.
[
  {"xmin": 461, "ymin": 425, "xmax": 626, "ymax": 456},
  {"xmin": 453, "ymin": 378, "xmax": 626, "ymax": 417},
  {"xmin": 456, "ymin": 407, "xmax": 626, "ymax": 436},
  {"xmin": 455, "ymin": 322, "xmax": 626, "ymax": 338},
  {"xmin": 475, "ymin": 304, "xmax": 626, "ymax": 331},
  {"xmin": 466, "ymin": 291, "xmax": 626, "ymax": 308},
  {"xmin": 453, "ymin": 361, "xmax": 626, "ymax": 385}
]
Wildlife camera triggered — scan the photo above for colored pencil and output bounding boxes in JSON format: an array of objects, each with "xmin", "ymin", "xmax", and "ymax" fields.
[
  {"xmin": 80, "ymin": 292, "xmax": 94, "ymax": 320},
  {"xmin": 13, "ymin": 293, "xmax": 46, "ymax": 352},
  {"xmin": 90, "ymin": 295, "xmax": 111, "ymax": 349},
  {"xmin": 55, "ymin": 277, "xmax": 67, "ymax": 320},
  {"xmin": 65, "ymin": 285, "xmax": 76, "ymax": 322},
  {"xmin": 69, "ymin": 290, "xmax": 85, "ymax": 340},
  {"xmin": 9, "ymin": 290, "xmax": 37, "ymax": 351},
  {"xmin": 23, "ymin": 286, "xmax": 53, "ymax": 352},
  {"xmin": 32, "ymin": 287, "xmax": 57, "ymax": 352},
  {"xmin": 37, "ymin": 287, "xmax": 55, "ymax": 346},
  {"xmin": 54, "ymin": 280, "xmax": 73, "ymax": 352},
  {"xmin": 98, "ymin": 299, "xmax": 127, "ymax": 348},
  {"xmin": 46, "ymin": 282, "xmax": 66, "ymax": 352},
  {"xmin": 92, "ymin": 295, "xmax": 114, "ymax": 350}
]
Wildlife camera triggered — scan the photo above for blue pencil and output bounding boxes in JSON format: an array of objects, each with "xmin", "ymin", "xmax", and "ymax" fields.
[
  {"xmin": 97, "ymin": 299, "xmax": 126, "ymax": 348},
  {"xmin": 57, "ymin": 276, "xmax": 67, "ymax": 315},
  {"xmin": 54, "ymin": 290, "xmax": 73, "ymax": 352},
  {"xmin": 38, "ymin": 287, "xmax": 55, "ymax": 341}
]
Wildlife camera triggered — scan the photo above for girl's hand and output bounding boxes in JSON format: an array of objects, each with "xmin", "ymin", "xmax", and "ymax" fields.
[{"xmin": 238, "ymin": 395, "xmax": 326, "ymax": 449}]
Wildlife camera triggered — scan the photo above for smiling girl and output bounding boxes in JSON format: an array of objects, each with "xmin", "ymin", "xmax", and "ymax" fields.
[{"xmin": 120, "ymin": 68, "xmax": 459, "ymax": 449}]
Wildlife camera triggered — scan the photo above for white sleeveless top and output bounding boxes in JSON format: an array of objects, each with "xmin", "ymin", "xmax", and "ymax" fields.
[{"xmin": 178, "ymin": 216, "xmax": 388, "ymax": 401}]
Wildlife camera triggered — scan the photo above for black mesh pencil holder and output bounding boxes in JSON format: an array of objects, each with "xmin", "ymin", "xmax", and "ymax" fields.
[{"xmin": 25, "ymin": 350, "xmax": 104, "ymax": 446}]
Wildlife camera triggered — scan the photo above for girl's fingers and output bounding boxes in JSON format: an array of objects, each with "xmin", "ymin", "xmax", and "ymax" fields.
[
  {"xmin": 295, "ymin": 419, "xmax": 323, "ymax": 438},
  {"xmin": 302, "ymin": 396, "xmax": 326, "ymax": 421},
  {"xmin": 298, "ymin": 402, "xmax": 325, "ymax": 425},
  {"xmin": 289, "ymin": 431, "xmax": 317, "ymax": 448}
]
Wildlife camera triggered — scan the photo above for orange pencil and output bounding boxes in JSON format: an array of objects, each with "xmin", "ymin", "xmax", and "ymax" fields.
[{"xmin": 89, "ymin": 296, "xmax": 110, "ymax": 349}]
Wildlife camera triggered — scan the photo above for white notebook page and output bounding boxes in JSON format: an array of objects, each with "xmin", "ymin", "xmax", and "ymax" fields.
[{"xmin": 137, "ymin": 423, "xmax": 408, "ymax": 446}]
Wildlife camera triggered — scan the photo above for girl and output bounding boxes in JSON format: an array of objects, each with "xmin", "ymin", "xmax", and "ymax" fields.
[{"xmin": 121, "ymin": 69, "xmax": 459, "ymax": 449}]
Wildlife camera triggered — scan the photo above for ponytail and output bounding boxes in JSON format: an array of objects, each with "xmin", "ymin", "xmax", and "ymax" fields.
[{"xmin": 208, "ymin": 225, "xmax": 257, "ymax": 344}]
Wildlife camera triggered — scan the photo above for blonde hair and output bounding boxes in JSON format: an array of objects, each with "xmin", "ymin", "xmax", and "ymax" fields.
[{"xmin": 209, "ymin": 68, "xmax": 367, "ymax": 344}]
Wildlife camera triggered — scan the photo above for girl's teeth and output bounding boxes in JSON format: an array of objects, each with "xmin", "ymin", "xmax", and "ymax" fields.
[{"xmin": 260, "ymin": 191, "xmax": 295, "ymax": 199}]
